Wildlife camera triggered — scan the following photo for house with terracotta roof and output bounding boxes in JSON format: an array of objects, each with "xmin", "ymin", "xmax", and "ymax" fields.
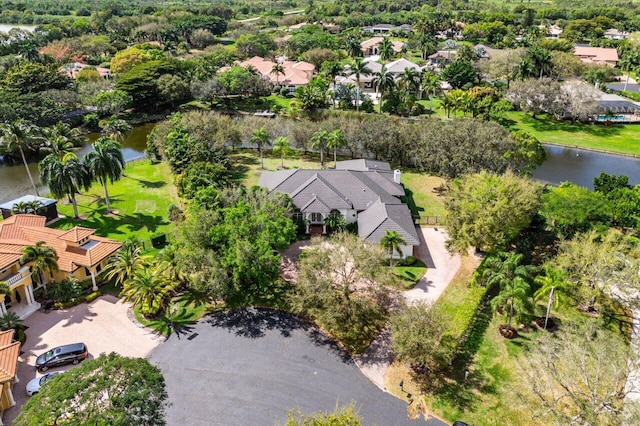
[
  {"xmin": 0, "ymin": 215, "xmax": 122, "ymax": 319},
  {"xmin": 258, "ymin": 160, "xmax": 419, "ymax": 259},
  {"xmin": 573, "ymin": 46, "xmax": 618, "ymax": 66},
  {"xmin": 361, "ymin": 37, "xmax": 405, "ymax": 57},
  {"xmin": 233, "ymin": 56, "xmax": 315, "ymax": 93},
  {"xmin": 0, "ymin": 329, "xmax": 19, "ymax": 421}
]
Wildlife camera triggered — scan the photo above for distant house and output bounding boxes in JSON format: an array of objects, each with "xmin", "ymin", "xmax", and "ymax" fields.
[
  {"xmin": 595, "ymin": 100, "xmax": 640, "ymax": 123},
  {"xmin": 362, "ymin": 24, "xmax": 412, "ymax": 35},
  {"xmin": 542, "ymin": 25, "xmax": 563, "ymax": 39},
  {"xmin": 229, "ymin": 56, "xmax": 315, "ymax": 93},
  {"xmin": 65, "ymin": 62, "xmax": 111, "ymax": 79},
  {"xmin": 0, "ymin": 329, "xmax": 19, "ymax": 420},
  {"xmin": 604, "ymin": 28, "xmax": 629, "ymax": 40},
  {"xmin": 361, "ymin": 37, "xmax": 405, "ymax": 57},
  {"xmin": 0, "ymin": 214, "xmax": 122, "ymax": 318},
  {"xmin": 427, "ymin": 50, "xmax": 456, "ymax": 67},
  {"xmin": 0, "ymin": 195, "xmax": 58, "ymax": 222},
  {"xmin": 385, "ymin": 58, "xmax": 423, "ymax": 74},
  {"xmin": 258, "ymin": 159, "xmax": 420, "ymax": 259},
  {"xmin": 573, "ymin": 46, "xmax": 618, "ymax": 66}
]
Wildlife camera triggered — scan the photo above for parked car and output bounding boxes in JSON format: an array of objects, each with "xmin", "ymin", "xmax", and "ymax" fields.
[
  {"xmin": 26, "ymin": 371, "xmax": 62, "ymax": 396},
  {"xmin": 35, "ymin": 343, "xmax": 88, "ymax": 372}
]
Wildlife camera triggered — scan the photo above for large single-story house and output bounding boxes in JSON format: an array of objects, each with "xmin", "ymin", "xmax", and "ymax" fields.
[
  {"xmin": 258, "ymin": 159, "xmax": 420, "ymax": 259},
  {"xmin": 362, "ymin": 24, "xmax": 412, "ymax": 35},
  {"xmin": 0, "ymin": 214, "xmax": 122, "ymax": 318},
  {"xmin": 361, "ymin": 37, "xmax": 405, "ymax": 57},
  {"xmin": 573, "ymin": 46, "xmax": 618, "ymax": 67},
  {"xmin": 228, "ymin": 56, "xmax": 315, "ymax": 93},
  {"xmin": 604, "ymin": 28, "xmax": 629, "ymax": 40},
  {"xmin": 0, "ymin": 329, "xmax": 19, "ymax": 423}
]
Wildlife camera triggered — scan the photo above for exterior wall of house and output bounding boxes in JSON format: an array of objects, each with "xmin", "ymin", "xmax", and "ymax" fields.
[
  {"xmin": 392, "ymin": 244, "xmax": 414, "ymax": 259},
  {"xmin": 0, "ymin": 381, "xmax": 15, "ymax": 415},
  {"xmin": 340, "ymin": 209, "xmax": 358, "ymax": 224}
]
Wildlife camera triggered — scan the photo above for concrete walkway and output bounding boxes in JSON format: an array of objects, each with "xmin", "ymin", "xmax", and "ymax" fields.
[{"xmin": 355, "ymin": 227, "xmax": 462, "ymax": 390}]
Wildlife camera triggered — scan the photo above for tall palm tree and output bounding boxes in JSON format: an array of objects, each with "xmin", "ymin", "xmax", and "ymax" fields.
[
  {"xmin": 380, "ymin": 230, "xmax": 406, "ymax": 267},
  {"xmin": 417, "ymin": 33, "xmax": 436, "ymax": 61},
  {"xmin": 351, "ymin": 57, "xmax": 372, "ymax": 112},
  {"xmin": 0, "ymin": 120, "xmax": 42, "ymax": 196},
  {"xmin": 83, "ymin": 137, "xmax": 125, "ymax": 214},
  {"xmin": 491, "ymin": 277, "xmax": 534, "ymax": 329},
  {"xmin": 422, "ymin": 71, "xmax": 441, "ymax": 113},
  {"xmin": 309, "ymin": 130, "xmax": 329, "ymax": 168},
  {"xmin": 11, "ymin": 200, "xmax": 44, "ymax": 215},
  {"xmin": 482, "ymin": 252, "xmax": 536, "ymax": 290},
  {"xmin": 249, "ymin": 127, "xmax": 271, "ymax": 170},
  {"xmin": 104, "ymin": 238, "xmax": 145, "ymax": 287},
  {"xmin": 39, "ymin": 152, "xmax": 92, "ymax": 219},
  {"xmin": 41, "ymin": 122, "xmax": 86, "ymax": 159},
  {"xmin": 20, "ymin": 241, "xmax": 59, "ymax": 297},
  {"xmin": 619, "ymin": 49, "xmax": 640, "ymax": 91},
  {"xmin": 326, "ymin": 130, "xmax": 345, "ymax": 166},
  {"xmin": 373, "ymin": 65, "xmax": 396, "ymax": 113},
  {"xmin": 272, "ymin": 136, "xmax": 291, "ymax": 169},
  {"xmin": 378, "ymin": 37, "xmax": 394, "ymax": 63},
  {"xmin": 534, "ymin": 266, "xmax": 572, "ymax": 329},
  {"xmin": 345, "ymin": 35, "xmax": 362, "ymax": 58},
  {"xmin": 271, "ymin": 63, "xmax": 285, "ymax": 86},
  {"xmin": 398, "ymin": 68, "xmax": 421, "ymax": 98},
  {"xmin": 98, "ymin": 116, "xmax": 132, "ymax": 142},
  {"xmin": 120, "ymin": 268, "xmax": 174, "ymax": 316},
  {"xmin": 321, "ymin": 61, "xmax": 344, "ymax": 109}
]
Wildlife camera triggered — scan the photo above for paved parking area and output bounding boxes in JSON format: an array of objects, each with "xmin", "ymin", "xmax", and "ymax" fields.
[
  {"xmin": 149, "ymin": 308, "xmax": 446, "ymax": 426},
  {"xmin": 3, "ymin": 295, "xmax": 162, "ymax": 425}
]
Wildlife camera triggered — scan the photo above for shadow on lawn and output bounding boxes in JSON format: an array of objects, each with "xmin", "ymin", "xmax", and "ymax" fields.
[{"xmin": 402, "ymin": 186, "xmax": 424, "ymax": 219}]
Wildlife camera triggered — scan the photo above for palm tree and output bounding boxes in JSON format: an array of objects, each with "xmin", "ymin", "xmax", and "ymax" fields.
[
  {"xmin": 534, "ymin": 266, "xmax": 572, "ymax": 329},
  {"xmin": 249, "ymin": 127, "xmax": 271, "ymax": 169},
  {"xmin": 373, "ymin": 65, "xmax": 396, "ymax": 113},
  {"xmin": 417, "ymin": 33, "xmax": 436, "ymax": 61},
  {"xmin": 321, "ymin": 61, "xmax": 344, "ymax": 109},
  {"xmin": 83, "ymin": 137, "xmax": 125, "ymax": 214},
  {"xmin": 482, "ymin": 252, "xmax": 535, "ymax": 290},
  {"xmin": 491, "ymin": 277, "xmax": 534, "ymax": 329},
  {"xmin": 98, "ymin": 116, "xmax": 132, "ymax": 142},
  {"xmin": 271, "ymin": 63, "xmax": 285, "ymax": 86},
  {"xmin": 398, "ymin": 68, "xmax": 421, "ymax": 98},
  {"xmin": 422, "ymin": 71, "xmax": 441, "ymax": 113},
  {"xmin": 11, "ymin": 200, "xmax": 44, "ymax": 215},
  {"xmin": 39, "ymin": 152, "xmax": 92, "ymax": 219},
  {"xmin": 526, "ymin": 45, "xmax": 552, "ymax": 79},
  {"xmin": 378, "ymin": 37, "xmax": 394, "ymax": 63},
  {"xmin": 351, "ymin": 57, "xmax": 372, "ymax": 112},
  {"xmin": 41, "ymin": 122, "xmax": 86, "ymax": 159},
  {"xmin": 345, "ymin": 35, "xmax": 362, "ymax": 58},
  {"xmin": 0, "ymin": 120, "xmax": 42, "ymax": 196},
  {"xmin": 324, "ymin": 214, "xmax": 346, "ymax": 232},
  {"xmin": 20, "ymin": 241, "xmax": 59, "ymax": 297},
  {"xmin": 0, "ymin": 312, "xmax": 24, "ymax": 341},
  {"xmin": 309, "ymin": 130, "xmax": 329, "ymax": 168},
  {"xmin": 619, "ymin": 49, "xmax": 640, "ymax": 91},
  {"xmin": 380, "ymin": 230, "xmax": 406, "ymax": 267},
  {"xmin": 104, "ymin": 238, "xmax": 145, "ymax": 287},
  {"xmin": 120, "ymin": 268, "xmax": 174, "ymax": 316},
  {"xmin": 272, "ymin": 136, "xmax": 291, "ymax": 169},
  {"xmin": 326, "ymin": 130, "xmax": 345, "ymax": 166}
]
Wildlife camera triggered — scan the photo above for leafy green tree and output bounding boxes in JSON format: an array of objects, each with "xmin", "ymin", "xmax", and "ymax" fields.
[
  {"xmin": 0, "ymin": 120, "xmax": 42, "ymax": 196},
  {"xmin": 390, "ymin": 302, "xmax": 453, "ymax": 372},
  {"xmin": 0, "ymin": 62, "xmax": 72, "ymax": 94},
  {"xmin": 293, "ymin": 77, "xmax": 329, "ymax": 112},
  {"xmin": 94, "ymin": 90, "xmax": 133, "ymax": 117},
  {"xmin": 39, "ymin": 152, "xmax": 92, "ymax": 219},
  {"xmin": 110, "ymin": 47, "xmax": 152, "ymax": 74},
  {"xmin": 324, "ymin": 214, "xmax": 347, "ymax": 233},
  {"xmin": 272, "ymin": 136, "xmax": 291, "ymax": 169},
  {"xmin": 398, "ymin": 67, "xmax": 421, "ymax": 99},
  {"xmin": 289, "ymin": 232, "xmax": 393, "ymax": 352},
  {"xmin": 104, "ymin": 238, "xmax": 145, "ymax": 288},
  {"xmin": 20, "ymin": 241, "xmax": 59, "ymax": 297},
  {"xmin": 115, "ymin": 59, "xmax": 182, "ymax": 110},
  {"xmin": 380, "ymin": 230, "xmax": 406, "ymax": 267},
  {"xmin": 177, "ymin": 162, "xmax": 230, "ymax": 199},
  {"xmin": 250, "ymin": 127, "xmax": 271, "ymax": 170},
  {"xmin": 481, "ymin": 252, "xmax": 536, "ymax": 290},
  {"xmin": 441, "ymin": 60, "xmax": 477, "ymax": 89},
  {"xmin": 505, "ymin": 130, "xmax": 547, "ymax": 176},
  {"xmin": 83, "ymin": 137, "xmax": 125, "ymax": 214},
  {"xmin": 15, "ymin": 353, "xmax": 168, "ymax": 426},
  {"xmin": 445, "ymin": 170, "xmax": 541, "ymax": 254},
  {"xmin": 157, "ymin": 74, "xmax": 190, "ymax": 108},
  {"xmin": 593, "ymin": 172, "xmax": 631, "ymax": 194}
]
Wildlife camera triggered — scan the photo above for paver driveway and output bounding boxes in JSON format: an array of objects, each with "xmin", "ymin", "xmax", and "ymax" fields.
[
  {"xmin": 3, "ymin": 295, "xmax": 162, "ymax": 425},
  {"xmin": 149, "ymin": 308, "xmax": 446, "ymax": 426}
]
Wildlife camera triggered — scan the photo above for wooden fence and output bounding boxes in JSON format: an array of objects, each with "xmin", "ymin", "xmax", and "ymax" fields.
[{"xmin": 414, "ymin": 215, "xmax": 447, "ymax": 226}]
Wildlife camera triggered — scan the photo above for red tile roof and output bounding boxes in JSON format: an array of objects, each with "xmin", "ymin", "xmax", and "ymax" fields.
[{"xmin": 0, "ymin": 330, "xmax": 18, "ymax": 383}]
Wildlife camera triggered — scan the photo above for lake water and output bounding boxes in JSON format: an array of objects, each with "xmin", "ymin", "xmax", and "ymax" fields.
[
  {"xmin": 0, "ymin": 123, "xmax": 153, "ymax": 203},
  {"xmin": 0, "ymin": 24, "xmax": 36, "ymax": 33}
]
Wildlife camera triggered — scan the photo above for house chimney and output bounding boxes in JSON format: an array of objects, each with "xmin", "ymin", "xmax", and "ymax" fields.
[{"xmin": 393, "ymin": 169, "xmax": 401, "ymax": 184}]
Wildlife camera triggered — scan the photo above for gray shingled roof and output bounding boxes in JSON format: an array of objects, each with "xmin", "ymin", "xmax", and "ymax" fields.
[
  {"xmin": 335, "ymin": 159, "xmax": 392, "ymax": 172},
  {"xmin": 357, "ymin": 201, "xmax": 420, "ymax": 246}
]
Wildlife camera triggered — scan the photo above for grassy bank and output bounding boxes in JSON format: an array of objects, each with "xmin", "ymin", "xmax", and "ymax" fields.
[
  {"xmin": 505, "ymin": 111, "xmax": 640, "ymax": 156},
  {"xmin": 51, "ymin": 160, "xmax": 179, "ymax": 242}
]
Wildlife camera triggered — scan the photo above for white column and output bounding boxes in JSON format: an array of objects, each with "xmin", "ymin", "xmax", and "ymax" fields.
[
  {"xmin": 305, "ymin": 214, "xmax": 310, "ymax": 234},
  {"xmin": 7, "ymin": 387, "xmax": 15, "ymax": 406},
  {"xmin": 322, "ymin": 215, "xmax": 327, "ymax": 234},
  {"xmin": 25, "ymin": 284, "xmax": 34, "ymax": 305},
  {"xmin": 90, "ymin": 270, "xmax": 98, "ymax": 291},
  {"xmin": 0, "ymin": 301, "xmax": 6, "ymax": 316}
]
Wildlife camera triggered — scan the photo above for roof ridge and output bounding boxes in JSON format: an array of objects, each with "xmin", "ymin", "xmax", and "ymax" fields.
[{"xmin": 315, "ymin": 173, "xmax": 351, "ymax": 205}]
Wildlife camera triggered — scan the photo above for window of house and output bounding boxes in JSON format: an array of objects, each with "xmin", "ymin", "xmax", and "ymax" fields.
[{"xmin": 310, "ymin": 213, "xmax": 323, "ymax": 223}]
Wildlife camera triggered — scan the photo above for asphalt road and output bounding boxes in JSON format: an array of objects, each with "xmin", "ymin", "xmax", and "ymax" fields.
[{"xmin": 149, "ymin": 308, "xmax": 447, "ymax": 426}]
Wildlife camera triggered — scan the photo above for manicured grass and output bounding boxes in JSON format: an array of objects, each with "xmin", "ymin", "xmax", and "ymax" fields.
[
  {"xmin": 50, "ymin": 160, "xmax": 180, "ymax": 243},
  {"xmin": 400, "ymin": 171, "xmax": 447, "ymax": 218},
  {"xmin": 505, "ymin": 111, "xmax": 640, "ymax": 156},
  {"xmin": 393, "ymin": 259, "xmax": 427, "ymax": 289}
]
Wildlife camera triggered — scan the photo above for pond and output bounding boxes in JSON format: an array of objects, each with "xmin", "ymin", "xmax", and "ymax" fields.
[
  {"xmin": 0, "ymin": 123, "xmax": 154, "ymax": 203},
  {"xmin": 0, "ymin": 24, "xmax": 37, "ymax": 33}
]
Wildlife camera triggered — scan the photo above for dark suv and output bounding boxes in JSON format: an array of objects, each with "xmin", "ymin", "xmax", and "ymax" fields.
[{"xmin": 35, "ymin": 343, "xmax": 88, "ymax": 372}]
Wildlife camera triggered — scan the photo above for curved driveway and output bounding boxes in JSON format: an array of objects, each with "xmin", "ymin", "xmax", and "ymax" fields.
[{"xmin": 148, "ymin": 308, "xmax": 445, "ymax": 426}]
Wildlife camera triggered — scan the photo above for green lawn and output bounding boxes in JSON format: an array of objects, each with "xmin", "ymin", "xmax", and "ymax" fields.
[
  {"xmin": 393, "ymin": 259, "xmax": 427, "ymax": 289},
  {"xmin": 50, "ymin": 160, "xmax": 180, "ymax": 243},
  {"xmin": 400, "ymin": 171, "xmax": 447, "ymax": 218},
  {"xmin": 505, "ymin": 111, "xmax": 640, "ymax": 156}
]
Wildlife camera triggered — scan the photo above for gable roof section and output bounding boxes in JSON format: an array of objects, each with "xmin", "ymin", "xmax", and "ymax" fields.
[
  {"xmin": 357, "ymin": 200, "xmax": 419, "ymax": 246},
  {"xmin": 360, "ymin": 37, "xmax": 404, "ymax": 53},
  {"xmin": 385, "ymin": 58, "xmax": 422, "ymax": 74},
  {"xmin": 300, "ymin": 196, "xmax": 332, "ymax": 213},
  {"xmin": 0, "ymin": 340, "xmax": 19, "ymax": 384},
  {"xmin": 335, "ymin": 159, "xmax": 391, "ymax": 171},
  {"xmin": 58, "ymin": 227, "xmax": 95, "ymax": 243},
  {"xmin": 290, "ymin": 174, "xmax": 353, "ymax": 210},
  {"xmin": 573, "ymin": 46, "xmax": 618, "ymax": 63}
]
